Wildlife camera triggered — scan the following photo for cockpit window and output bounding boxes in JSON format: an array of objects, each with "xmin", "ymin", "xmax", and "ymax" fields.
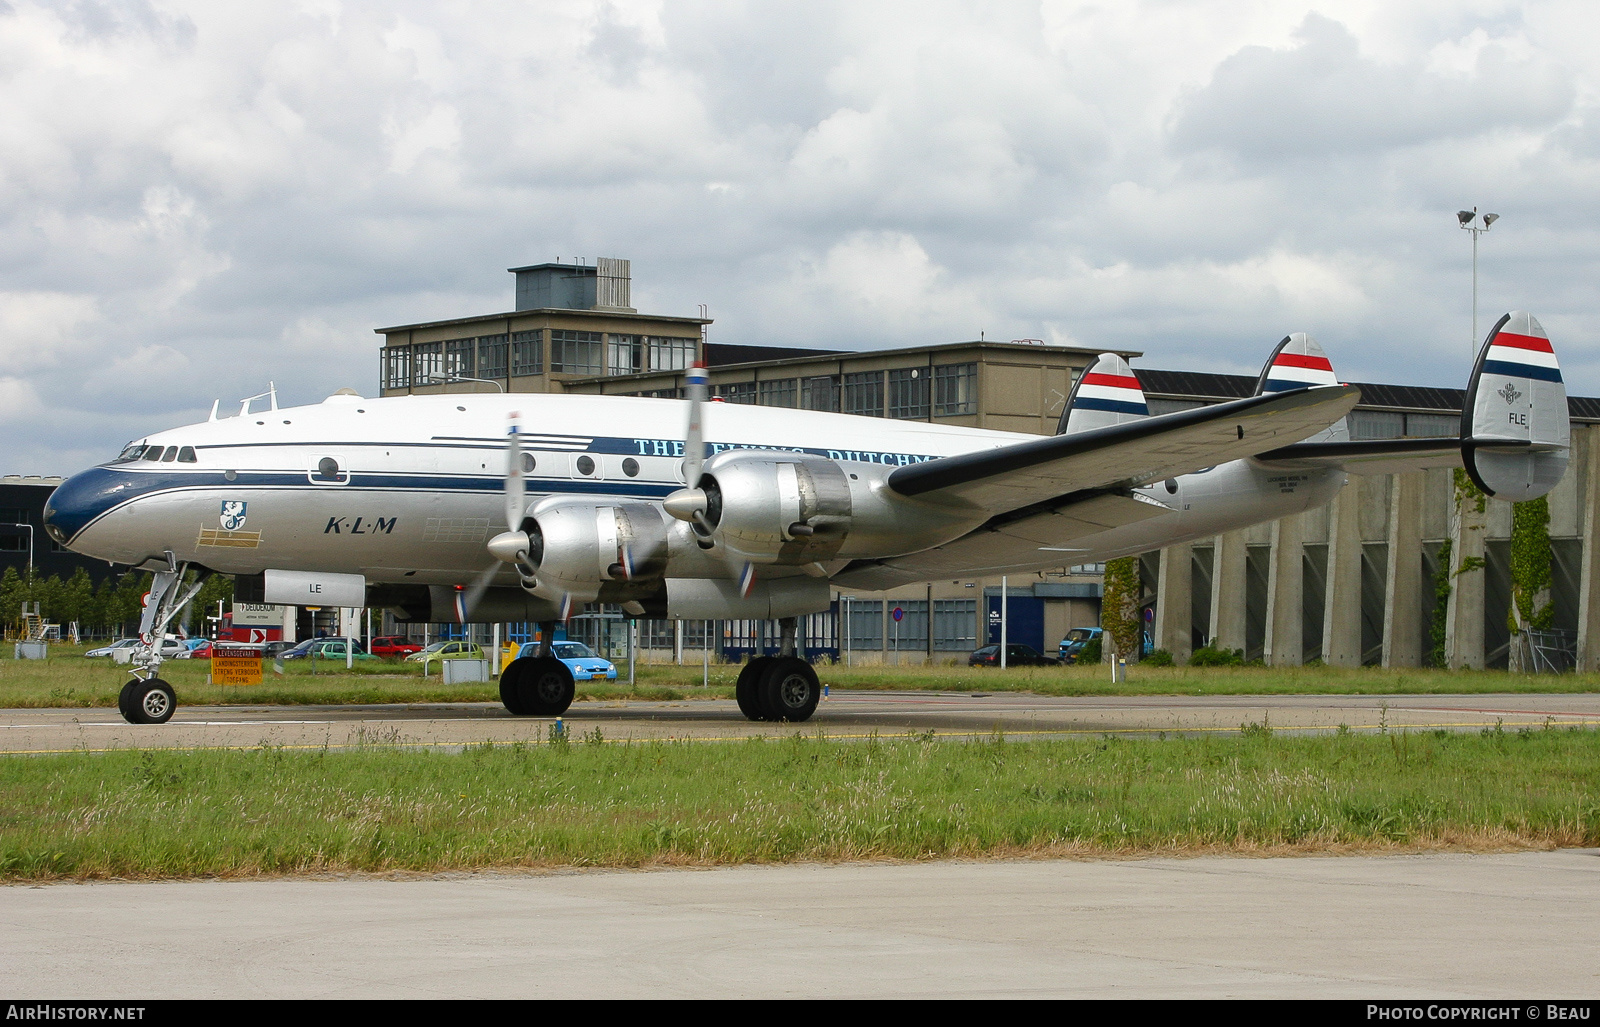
[
  {"xmin": 160, "ymin": 446, "xmax": 178, "ymax": 462},
  {"xmin": 178, "ymin": 446, "xmax": 197, "ymax": 463},
  {"xmin": 143, "ymin": 446, "xmax": 164, "ymax": 461},
  {"xmin": 113, "ymin": 443, "xmax": 146, "ymax": 463}
]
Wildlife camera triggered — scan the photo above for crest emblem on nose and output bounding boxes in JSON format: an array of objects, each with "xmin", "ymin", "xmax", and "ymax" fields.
[{"xmin": 221, "ymin": 501, "xmax": 248, "ymax": 531}]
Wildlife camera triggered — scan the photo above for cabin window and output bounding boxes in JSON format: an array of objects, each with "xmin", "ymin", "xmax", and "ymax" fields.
[
  {"xmin": 521, "ymin": 453, "xmax": 536, "ymax": 474},
  {"xmin": 317, "ymin": 458, "xmax": 339, "ymax": 479},
  {"xmin": 161, "ymin": 446, "xmax": 179, "ymax": 462},
  {"xmin": 622, "ymin": 458, "xmax": 639, "ymax": 477},
  {"xmin": 574, "ymin": 455, "xmax": 596, "ymax": 476}
]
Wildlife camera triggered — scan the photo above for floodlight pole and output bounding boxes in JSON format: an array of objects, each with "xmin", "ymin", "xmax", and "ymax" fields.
[
  {"xmin": 2, "ymin": 523, "xmax": 34, "ymax": 578},
  {"xmin": 1458, "ymin": 207, "xmax": 1499, "ymax": 354}
]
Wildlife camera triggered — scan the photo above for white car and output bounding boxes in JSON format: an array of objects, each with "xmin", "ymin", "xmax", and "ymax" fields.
[{"xmin": 84, "ymin": 637, "xmax": 188, "ymax": 659}]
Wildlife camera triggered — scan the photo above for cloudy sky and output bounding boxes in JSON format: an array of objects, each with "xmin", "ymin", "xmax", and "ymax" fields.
[{"xmin": 4, "ymin": 0, "xmax": 1599, "ymax": 472}]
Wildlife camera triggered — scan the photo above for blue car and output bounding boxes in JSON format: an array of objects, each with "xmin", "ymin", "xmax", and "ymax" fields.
[
  {"xmin": 550, "ymin": 641, "xmax": 617, "ymax": 681},
  {"xmin": 1058, "ymin": 627, "xmax": 1102, "ymax": 663}
]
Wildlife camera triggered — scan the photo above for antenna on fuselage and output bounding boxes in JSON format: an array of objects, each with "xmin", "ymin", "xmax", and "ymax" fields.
[{"xmin": 207, "ymin": 400, "xmax": 220, "ymax": 422}]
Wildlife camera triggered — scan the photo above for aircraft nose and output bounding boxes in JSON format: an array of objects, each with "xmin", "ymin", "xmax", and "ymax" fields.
[{"xmin": 43, "ymin": 467, "xmax": 127, "ymax": 547}]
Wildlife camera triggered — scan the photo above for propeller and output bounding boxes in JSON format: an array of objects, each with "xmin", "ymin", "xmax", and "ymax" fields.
[
  {"xmin": 461, "ymin": 411, "xmax": 553, "ymax": 623},
  {"xmin": 661, "ymin": 361, "xmax": 757, "ymax": 596}
]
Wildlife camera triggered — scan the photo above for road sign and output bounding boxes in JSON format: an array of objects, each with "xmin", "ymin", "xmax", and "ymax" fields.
[
  {"xmin": 892, "ymin": 607, "xmax": 904, "ymax": 622},
  {"xmin": 211, "ymin": 646, "xmax": 263, "ymax": 686}
]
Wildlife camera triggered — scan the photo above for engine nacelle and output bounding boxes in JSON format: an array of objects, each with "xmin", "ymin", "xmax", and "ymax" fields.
[
  {"xmin": 691, "ymin": 450, "xmax": 981, "ymax": 564},
  {"xmin": 521, "ymin": 495, "xmax": 671, "ymax": 603}
]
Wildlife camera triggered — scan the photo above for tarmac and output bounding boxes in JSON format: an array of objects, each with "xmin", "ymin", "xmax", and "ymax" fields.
[
  {"xmin": 5, "ymin": 850, "xmax": 1599, "ymax": 998},
  {"xmin": 4, "ymin": 690, "xmax": 1600, "ymax": 753}
]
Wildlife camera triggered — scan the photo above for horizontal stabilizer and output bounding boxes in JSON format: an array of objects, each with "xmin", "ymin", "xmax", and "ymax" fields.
[{"xmin": 1254, "ymin": 437, "xmax": 1463, "ymax": 475}]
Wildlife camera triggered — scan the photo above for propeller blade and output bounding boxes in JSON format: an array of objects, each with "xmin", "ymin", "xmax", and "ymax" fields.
[
  {"xmin": 683, "ymin": 362, "xmax": 709, "ymax": 487},
  {"xmin": 456, "ymin": 562, "xmax": 502, "ymax": 624},
  {"xmin": 505, "ymin": 412, "xmax": 525, "ymax": 531}
]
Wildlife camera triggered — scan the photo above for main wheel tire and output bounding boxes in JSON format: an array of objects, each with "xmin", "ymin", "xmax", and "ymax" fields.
[
  {"xmin": 736, "ymin": 657, "xmax": 774, "ymax": 721},
  {"xmin": 117, "ymin": 680, "xmax": 141, "ymax": 724},
  {"xmin": 757, "ymin": 657, "xmax": 820, "ymax": 723},
  {"xmin": 521, "ymin": 656, "xmax": 575, "ymax": 716},
  {"xmin": 499, "ymin": 658, "xmax": 532, "ymax": 715},
  {"xmin": 130, "ymin": 679, "xmax": 176, "ymax": 725}
]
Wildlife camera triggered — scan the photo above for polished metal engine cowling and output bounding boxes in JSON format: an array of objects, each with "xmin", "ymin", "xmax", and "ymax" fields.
[
  {"xmin": 694, "ymin": 451, "xmax": 983, "ymax": 563},
  {"xmin": 521, "ymin": 495, "xmax": 672, "ymax": 602}
]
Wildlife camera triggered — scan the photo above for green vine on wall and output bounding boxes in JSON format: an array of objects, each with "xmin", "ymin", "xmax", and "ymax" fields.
[
  {"xmin": 1427, "ymin": 537, "xmax": 1452, "ymax": 668},
  {"xmin": 1510, "ymin": 496, "xmax": 1555, "ymax": 631},
  {"xmin": 1101, "ymin": 556, "xmax": 1142, "ymax": 661}
]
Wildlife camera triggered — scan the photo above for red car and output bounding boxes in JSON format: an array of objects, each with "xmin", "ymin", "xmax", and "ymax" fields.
[{"xmin": 368, "ymin": 635, "xmax": 424, "ymax": 657}]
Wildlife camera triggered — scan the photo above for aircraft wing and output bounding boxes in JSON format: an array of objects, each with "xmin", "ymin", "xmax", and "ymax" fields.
[
  {"xmin": 1251, "ymin": 437, "xmax": 1465, "ymax": 476},
  {"xmin": 834, "ymin": 489, "xmax": 1170, "ymax": 590},
  {"xmin": 887, "ymin": 385, "xmax": 1361, "ymax": 513}
]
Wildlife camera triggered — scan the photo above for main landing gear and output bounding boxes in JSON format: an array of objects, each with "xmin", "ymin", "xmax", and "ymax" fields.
[
  {"xmin": 735, "ymin": 616, "xmax": 821, "ymax": 723},
  {"xmin": 499, "ymin": 621, "xmax": 576, "ymax": 717},
  {"xmin": 119, "ymin": 554, "xmax": 206, "ymax": 726}
]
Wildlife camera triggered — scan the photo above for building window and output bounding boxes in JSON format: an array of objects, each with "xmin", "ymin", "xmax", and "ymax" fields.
[
  {"xmin": 551, "ymin": 330, "xmax": 604, "ymax": 374},
  {"xmin": 1405, "ymin": 413, "xmax": 1457, "ymax": 438},
  {"xmin": 0, "ymin": 535, "xmax": 25, "ymax": 552},
  {"xmin": 758, "ymin": 378, "xmax": 797, "ymax": 407},
  {"xmin": 842, "ymin": 371, "xmax": 884, "ymax": 417},
  {"xmin": 478, "ymin": 335, "xmax": 508, "ymax": 380},
  {"xmin": 842, "ymin": 599, "xmax": 883, "ymax": 649},
  {"xmin": 719, "ymin": 381, "xmax": 758, "ymax": 404},
  {"xmin": 445, "ymin": 338, "xmax": 475, "ymax": 379},
  {"xmin": 933, "ymin": 363, "xmax": 976, "ymax": 415},
  {"xmin": 607, "ymin": 334, "xmax": 642, "ymax": 376},
  {"xmin": 647, "ymin": 387, "xmax": 681, "ymax": 399},
  {"xmin": 888, "ymin": 368, "xmax": 930, "ymax": 419},
  {"xmin": 890, "ymin": 600, "xmax": 928, "ymax": 650},
  {"xmin": 802, "ymin": 376, "xmax": 839, "ymax": 412},
  {"xmin": 382, "ymin": 346, "xmax": 411, "ymax": 390},
  {"xmin": 933, "ymin": 599, "xmax": 977, "ymax": 650},
  {"xmin": 1349, "ymin": 410, "xmax": 1404, "ymax": 440},
  {"xmin": 511, "ymin": 331, "xmax": 543, "ymax": 376},
  {"xmin": 648, "ymin": 336, "xmax": 696, "ymax": 372},
  {"xmin": 412, "ymin": 342, "xmax": 444, "ymax": 387}
]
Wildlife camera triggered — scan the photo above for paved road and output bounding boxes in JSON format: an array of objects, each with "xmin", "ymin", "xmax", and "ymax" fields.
[
  {"xmin": 4, "ymin": 691, "xmax": 1600, "ymax": 753},
  {"xmin": 4, "ymin": 850, "xmax": 1598, "ymax": 998}
]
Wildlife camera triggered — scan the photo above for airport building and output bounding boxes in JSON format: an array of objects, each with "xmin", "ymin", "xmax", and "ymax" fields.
[
  {"xmin": 376, "ymin": 257, "xmax": 1600, "ymax": 671},
  {"xmin": 0, "ymin": 476, "xmax": 116, "ymax": 585}
]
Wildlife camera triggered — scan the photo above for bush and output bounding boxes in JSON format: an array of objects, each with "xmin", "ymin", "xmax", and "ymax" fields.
[
  {"xmin": 1188, "ymin": 643, "xmax": 1244, "ymax": 667},
  {"xmin": 1078, "ymin": 637, "xmax": 1102, "ymax": 664},
  {"xmin": 1143, "ymin": 648, "xmax": 1174, "ymax": 667}
]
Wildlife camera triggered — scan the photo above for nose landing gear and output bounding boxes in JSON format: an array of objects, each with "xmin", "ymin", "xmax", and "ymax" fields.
[{"xmin": 118, "ymin": 555, "xmax": 206, "ymax": 726}]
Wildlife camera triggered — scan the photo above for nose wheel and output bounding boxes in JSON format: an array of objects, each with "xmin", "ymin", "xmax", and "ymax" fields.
[{"xmin": 118, "ymin": 678, "xmax": 176, "ymax": 725}]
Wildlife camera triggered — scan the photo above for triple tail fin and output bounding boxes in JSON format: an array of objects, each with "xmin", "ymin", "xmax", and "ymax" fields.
[
  {"xmin": 1057, "ymin": 353, "xmax": 1147, "ymax": 435},
  {"xmin": 1254, "ymin": 332, "xmax": 1348, "ymax": 443},
  {"xmin": 1462, "ymin": 311, "xmax": 1569, "ymax": 500}
]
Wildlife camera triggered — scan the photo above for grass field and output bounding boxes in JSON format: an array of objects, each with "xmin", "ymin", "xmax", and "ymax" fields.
[
  {"xmin": 3, "ymin": 726, "xmax": 1596, "ymax": 880},
  {"xmin": 2, "ymin": 644, "xmax": 1598, "ymax": 709}
]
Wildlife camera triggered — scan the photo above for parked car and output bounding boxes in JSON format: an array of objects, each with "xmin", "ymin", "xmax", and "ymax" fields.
[
  {"xmin": 549, "ymin": 641, "xmax": 617, "ymax": 681},
  {"xmin": 368, "ymin": 635, "xmax": 424, "ymax": 658},
  {"xmin": 1058, "ymin": 627, "xmax": 1102, "ymax": 663},
  {"xmin": 968, "ymin": 643, "xmax": 1062, "ymax": 667},
  {"xmin": 84, "ymin": 637, "xmax": 187, "ymax": 659},
  {"xmin": 279, "ymin": 638, "xmax": 374, "ymax": 661},
  {"xmin": 404, "ymin": 640, "xmax": 486, "ymax": 670},
  {"xmin": 261, "ymin": 640, "xmax": 298, "ymax": 659}
]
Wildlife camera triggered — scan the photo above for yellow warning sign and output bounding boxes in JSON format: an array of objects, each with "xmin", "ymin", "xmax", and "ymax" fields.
[{"xmin": 212, "ymin": 647, "xmax": 263, "ymax": 686}]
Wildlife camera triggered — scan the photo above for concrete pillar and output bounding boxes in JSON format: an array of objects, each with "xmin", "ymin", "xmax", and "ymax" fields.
[
  {"xmin": 1445, "ymin": 473, "xmax": 1488, "ymax": 670},
  {"xmin": 1322, "ymin": 481, "xmax": 1363, "ymax": 667},
  {"xmin": 1263, "ymin": 514, "xmax": 1304, "ymax": 666},
  {"xmin": 1153, "ymin": 543, "xmax": 1193, "ymax": 663},
  {"xmin": 1382, "ymin": 472, "xmax": 1425, "ymax": 668},
  {"xmin": 1576, "ymin": 428, "xmax": 1600, "ymax": 671},
  {"xmin": 1209, "ymin": 531, "xmax": 1248, "ymax": 653}
]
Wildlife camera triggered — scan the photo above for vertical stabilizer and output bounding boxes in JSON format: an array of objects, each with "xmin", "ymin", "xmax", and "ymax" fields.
[
  {"xmin": 1254, "ymin": 332, "xmax": 1348, "ymax": 443},
  {"xmin": 1057, "ymin": 353, "xmax": 1147, "ymax": 435},
  {"xmin": 1462, "ymin": 311, "xmax": 1569, "ymax": 500}
]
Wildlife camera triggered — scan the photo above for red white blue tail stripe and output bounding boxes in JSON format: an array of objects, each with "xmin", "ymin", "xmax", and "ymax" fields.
[
  {"xmin": 1058, "ymin": 353, "xmax": 1147, "ymax": 435},
  {"xmin": 1480, "ymin": 313, "xmax": 1562, "ymax": 384},
  {"xmin": 1257, "ymin": 333, "xmax": 1340, "ymax": 393}
]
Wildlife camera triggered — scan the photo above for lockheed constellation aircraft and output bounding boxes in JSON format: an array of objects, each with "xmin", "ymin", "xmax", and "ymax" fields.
[{"xmin": 43, "ymin": 312, "xmax": 1570, "ymax": 725}]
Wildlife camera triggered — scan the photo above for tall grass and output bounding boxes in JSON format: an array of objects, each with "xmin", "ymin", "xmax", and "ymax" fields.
[{"xmin": 3, "ymin": 726, "xmax": 1596, "ymax": 880}]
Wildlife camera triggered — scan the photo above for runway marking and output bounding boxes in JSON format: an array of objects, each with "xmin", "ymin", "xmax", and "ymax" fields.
[{"xmin": 7, "ymin": 718, "xmax": 1599, "ymax": 756}]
